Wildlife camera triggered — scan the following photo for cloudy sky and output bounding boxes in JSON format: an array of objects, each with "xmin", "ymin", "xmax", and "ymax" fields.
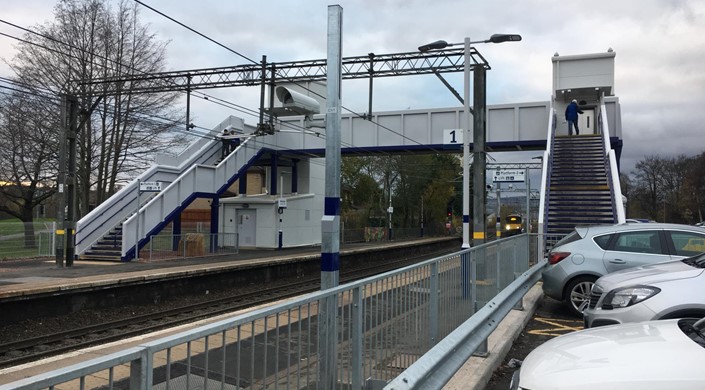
[{"xmin": 2, "ymin": 0, "xmax": 704, "ymax": 174}]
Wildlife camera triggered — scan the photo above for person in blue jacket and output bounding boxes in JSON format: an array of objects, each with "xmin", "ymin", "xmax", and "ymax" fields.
[{"xmin": 565, "ymin": 99, "xmax": 583, "ymax": 135}]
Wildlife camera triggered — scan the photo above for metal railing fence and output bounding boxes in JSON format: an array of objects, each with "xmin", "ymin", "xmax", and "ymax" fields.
[
  {"xmin": 341, "ymin": 225, "xmax": 454, "ymax": 244},
  {"xmin": 0, "ymin": 234, "xmax": 542, "ymax": 390},
  {"xmin": 143, "ymin": 232, "xmax": 239, "ymax": 261},
  {"xmin": 0, "ymin": 221, "xmax": 55, "ymax": 260}
]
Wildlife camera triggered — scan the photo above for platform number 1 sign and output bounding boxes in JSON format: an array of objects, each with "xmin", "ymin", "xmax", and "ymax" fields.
[{"xmin": 443, "ymin": 129, "xmax": 463, "ymax": 145}]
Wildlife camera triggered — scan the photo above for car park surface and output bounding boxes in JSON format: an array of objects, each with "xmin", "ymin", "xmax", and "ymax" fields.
[
  {"xmin": 485, "ymin": 291, "xmax": 582, "ymax": 389},
  {"xmin": 542, "ymin": 222, "xmax": 705, "ymax": 316},
  {"xmin": 511, "ymin": 318, "xmax": 705, "ymax": 390},
  {"xmin": 584, "ymin": 252, "xmax": 705, "ymax": 328}
]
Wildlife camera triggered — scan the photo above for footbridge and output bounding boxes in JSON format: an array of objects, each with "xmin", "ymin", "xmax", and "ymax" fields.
[{"xmin": 75, "ymin": 51, "xmax": 625, "ymax": 261}]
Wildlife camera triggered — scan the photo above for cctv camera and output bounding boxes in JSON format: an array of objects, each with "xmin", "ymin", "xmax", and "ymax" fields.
[{"xmin": 275, "ymin": 86, "xmax": 321, "ymax": 116}]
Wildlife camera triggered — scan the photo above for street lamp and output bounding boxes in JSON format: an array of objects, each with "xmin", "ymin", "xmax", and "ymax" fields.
[
  {"xmin": 418, "ymin": 34, "xmax": 521, "ymax": 249},
  {"xmin": 417, "ymin": 34, "xmax": 522, "ymax": 52}
]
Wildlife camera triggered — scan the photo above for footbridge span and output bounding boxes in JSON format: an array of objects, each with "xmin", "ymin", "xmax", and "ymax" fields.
[{"xmin": 75, "ymin": 51, "xmax": 624, "ymax": 261}]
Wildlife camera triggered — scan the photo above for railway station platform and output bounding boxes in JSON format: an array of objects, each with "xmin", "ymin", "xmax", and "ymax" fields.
[
  {"xmin": 0, "ymin": 237, "xmax": 458, "ymax": 302},
  {"xmin": 0, "ymin": 236, "xmax": 543, "ymax": 389}
]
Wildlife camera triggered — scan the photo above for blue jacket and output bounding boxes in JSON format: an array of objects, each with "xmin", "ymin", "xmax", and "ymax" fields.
[{"xmin": 565, "ymin": 102, "xmax": 583, "ymax": 121}]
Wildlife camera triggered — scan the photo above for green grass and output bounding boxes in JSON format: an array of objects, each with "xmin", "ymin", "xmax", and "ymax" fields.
[
  {"xmin": 0, "ymin": 220, "xmax": 56, "ymax": 260},
  {"xmin": 0, "ymin": 219, "xmax": 56, "ymax": 235}
]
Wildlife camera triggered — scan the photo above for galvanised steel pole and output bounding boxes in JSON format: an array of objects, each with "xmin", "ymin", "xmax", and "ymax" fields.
[
  {"xmin": 319, "ymin": 5, "xmax": 342, "ymax": 389},
  {"xmin": 462, "ymin": 37, "xmax": 471, "ymax": 249},
  {"xmin": 55, "ymin": 95, "xmax": 68, "ymax": 268},
  {"xmin": 472, "ymin": 64, "xmax": 487, "ymax": 248},
  {"xmin": 472, "ymin": 63, "xmax": 489, "ymax": 356},
  {"xmin": 461, "ymin": 38, "xmax": 472, "ymax": 300}
]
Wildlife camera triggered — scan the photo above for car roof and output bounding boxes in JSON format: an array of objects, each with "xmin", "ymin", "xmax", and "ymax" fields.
[{"xmin": 576, "ymin": 222, "xmax": 705, "ymax": 236}]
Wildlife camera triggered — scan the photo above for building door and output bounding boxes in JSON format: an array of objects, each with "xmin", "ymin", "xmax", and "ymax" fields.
[
  {"xmin": 237, "ymin": 209, "xmax": 257, "ymax": 247},
  {"xmin": 222, "ymin": 206, "xmax": 237, "ymax": 247},
  {"xmin": 578, "ymin": 109, "xmax": 595, "ymax": 135}
]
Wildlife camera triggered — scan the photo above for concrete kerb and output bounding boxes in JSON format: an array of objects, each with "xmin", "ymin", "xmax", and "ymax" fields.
[{"xmin": 443, "ymin": 282, "xmax": 543, "ymax": 390}]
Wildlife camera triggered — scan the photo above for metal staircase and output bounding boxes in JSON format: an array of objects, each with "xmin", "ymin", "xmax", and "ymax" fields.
[
  {"xmin": 75, "ymin": 116, "xmax": 256, "ymax": 261},
  {"xmin": 80, "ymin": 226, "xmax": 123, "ymax": 261},
  {"xmin": 545, "ymin": 134, "xmax": 616, "ymax": 247}
]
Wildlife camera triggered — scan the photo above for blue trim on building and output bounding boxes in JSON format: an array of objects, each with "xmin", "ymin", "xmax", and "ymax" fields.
[
  {"xmin": 463, "ymin": 215, "xmax": 470, "ymax": 223},
  {"xmin": 210, "ymin": 197, "xmax": 220, "ymax": 252},
  {"xmin": 172, "ymin": 214, "xmax": 181, "ymax": 251},
  {"xmin": 271, "ymin": 152, "xmax": 278, "ymax": 196},
  {"xmin": 278, "ymin": 140, "xmax": 551, "ymax": 158},
  {"xmin": 291, "ymin": 159, "xmax": 299, "ymax": 193},
  {"xmin": 122, "ymin": 149, "xmax": 268, "ymax": 261}
]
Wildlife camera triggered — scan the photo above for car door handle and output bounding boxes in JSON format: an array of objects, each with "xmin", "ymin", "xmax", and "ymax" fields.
[{"xmin": 609, "ymin": 259, "xmax": 627, "ymax": 264}]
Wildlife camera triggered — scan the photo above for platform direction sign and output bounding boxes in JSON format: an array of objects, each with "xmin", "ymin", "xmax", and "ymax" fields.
[
  {"xmin": 492, "ymin": 169, "xmax": 525, "ymax": 183},
  {"xmin": 139, "ymin": 181, "xmax": 162, "ymax": 192}
]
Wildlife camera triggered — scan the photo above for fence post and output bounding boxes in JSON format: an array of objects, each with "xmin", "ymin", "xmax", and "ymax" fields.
[
  {"xmin": 130, "ymin": 349, "xmax": 151, "ymax": 389},
  {"xmin": 430, "ymin": 262, "xmax": 439, "ymax": 346},
  {"xmin": 352, "ymin": 286, "xmax": 363, "ymax": 390},
  {"xmin": 513, "ymin": 237, "xmax": 524, "ymax": 311},
  {"xmin": 51, "ymin": 221, "xmax": 56, "ymax": 258},
  {"xmin": 461, "ymin": 250, "xmax": 471, "ymax": 299},
  {"xmin": 473, "ymin": 249, "xmax": 488, "ymax": 357}
]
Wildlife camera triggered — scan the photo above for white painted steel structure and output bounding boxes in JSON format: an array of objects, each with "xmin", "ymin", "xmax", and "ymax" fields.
[{"xmin": 74, "ymin": 51, "xmax": 624, "ymax": 260}]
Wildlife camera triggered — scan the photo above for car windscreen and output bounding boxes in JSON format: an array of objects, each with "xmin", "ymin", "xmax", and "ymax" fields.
[
  {"xmin": 682, "ymin": 252, "xmax": 705, "ymax": 268},
  {"xmin": 679, "ymin": 318, "xmax": 705, "ymax": 348}
]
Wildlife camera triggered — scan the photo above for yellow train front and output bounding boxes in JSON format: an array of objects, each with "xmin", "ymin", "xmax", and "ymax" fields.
[{"xmin": 503, "ymin": 214, "xmax": 523, "ymax": 237}]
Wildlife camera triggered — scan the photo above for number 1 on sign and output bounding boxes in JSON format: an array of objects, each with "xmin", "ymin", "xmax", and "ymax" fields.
[{"xmin": 443, "ymin": 129, "xmax": 463, "ymax": 145}]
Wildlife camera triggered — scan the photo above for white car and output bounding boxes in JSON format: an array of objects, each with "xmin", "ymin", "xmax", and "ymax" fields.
[
  {"xmin": 584, "ymin": 253, "xmax": 705, "ymax": 328},
  {"xmin": 511, "ymin": 318, "xmax": 705, "ymax": 390}
]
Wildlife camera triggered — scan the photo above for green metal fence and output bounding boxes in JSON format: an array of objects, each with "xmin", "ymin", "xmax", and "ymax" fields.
[{"xmin": 0, "ymin": 221, "xmax": 55, "ymax": 260}]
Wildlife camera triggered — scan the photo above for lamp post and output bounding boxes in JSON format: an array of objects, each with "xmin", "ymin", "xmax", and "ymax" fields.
[{"xmin": 419, "ymin": 34, "xmax": 521, "ymax": 248}]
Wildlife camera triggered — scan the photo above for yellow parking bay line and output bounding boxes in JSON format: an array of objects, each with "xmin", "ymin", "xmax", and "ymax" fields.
[{"xmin": 527, "ymin": 317, "xmax": 583, "ymax": 337}]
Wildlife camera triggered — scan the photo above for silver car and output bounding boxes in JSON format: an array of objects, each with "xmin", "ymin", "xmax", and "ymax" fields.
[
  {"xmin": 542, "ymin": 222, "xmax": 705, "ymax": 316},
  {"xmin": 583, "ymin": 252, "xmax": 705, "ymax": 328}
]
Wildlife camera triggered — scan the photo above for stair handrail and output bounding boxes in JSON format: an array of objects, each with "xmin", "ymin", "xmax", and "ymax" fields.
[
  {"xmin": 75, "ymin": 134, "xmax": 222, "ymax": 256},
  {"xmin": 537, "ymin": 102, "xmax": 556, "ymax": 254},
  {"xmin": 598, "ymin": 96, "xmax": 625, "ymax": 223},
  {"xmin": 120, "ymin": 135, "xmax": 262, "ymax": 260}
]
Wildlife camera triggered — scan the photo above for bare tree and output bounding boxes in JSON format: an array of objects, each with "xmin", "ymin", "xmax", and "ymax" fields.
[
  {"xmin": 683, "ymin": 152, "xmax": 705, "ymax": 223},
  {"xmin": 0, "ymin": 92, "xmax": 60, "ymax": 247},
  {"xmin": 6, "ymin": 0, "xmax": 186, "ymax": 217},
  {"xmin": 631, "ymin": 155, "xmax": 667, "ymax": 221}
]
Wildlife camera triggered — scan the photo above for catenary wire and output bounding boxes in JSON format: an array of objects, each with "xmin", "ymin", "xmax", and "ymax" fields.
[
  {"xmin": 0, "ymin": 16, "xmax": 456, "ymax": 182},
  {"xmin": 129, "ymin": 1, "xmax": 449, "ymax": 156}
]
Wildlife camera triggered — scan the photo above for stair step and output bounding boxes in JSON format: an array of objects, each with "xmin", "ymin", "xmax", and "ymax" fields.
[
  {"xmin": 549, "ymin": 214, "xmax": 614, "ymax": 219},
  {"xmin": 546, "ymin": 131, "xmax": 616, "ymax": 237},
  {"xmin": 548, "ymin": 204, "xmax": 613, "ymax": 209},
  {"xmin": 79, "ymin": 254, "xmax": 122, "ymax": 262},
  {"xmin": 85, "ymin": 248, "xmax": 122, "ymax": 255}
]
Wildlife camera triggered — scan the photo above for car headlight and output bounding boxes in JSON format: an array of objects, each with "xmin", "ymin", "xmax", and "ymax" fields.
[{"xmin": 602, "ymin": 285, "xmax": 661, "ymax": 309}]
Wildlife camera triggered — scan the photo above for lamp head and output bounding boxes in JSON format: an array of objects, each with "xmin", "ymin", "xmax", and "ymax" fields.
[
  {"xmin": 418, "ymin": 40, "xmax": 449, "ymax": 52},
  {"xmin": 488, "ymin": 34, "xmax": 522, "ymax": 43}
]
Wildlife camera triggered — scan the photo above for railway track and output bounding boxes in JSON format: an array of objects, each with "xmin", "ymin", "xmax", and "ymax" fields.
[{"xmin": 0, "ymin": 247, "xmax": 455, "ymax": 368}]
